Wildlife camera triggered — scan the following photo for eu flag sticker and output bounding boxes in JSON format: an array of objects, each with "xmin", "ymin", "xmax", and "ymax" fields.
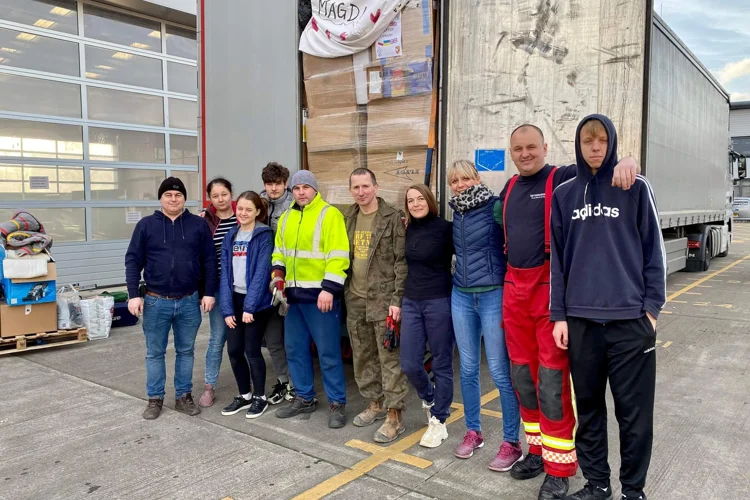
[{"xmin": 475, "ymin": 149, "xmax": 506, "ymax": 172}]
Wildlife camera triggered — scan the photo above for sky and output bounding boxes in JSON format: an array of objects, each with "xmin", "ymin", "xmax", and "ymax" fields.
[{"xmin": 658, "ymin": 0, "xmax": 750, "ymax": 102}]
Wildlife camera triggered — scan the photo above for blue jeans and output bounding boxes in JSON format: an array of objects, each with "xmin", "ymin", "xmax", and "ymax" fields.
[
  {"xmin": 284, "ymin": 301, "xmax": 346, "ymax": 404},
  {"xmin": 452, "ymin": 287, "xmax": 520, "ymax": 441},
  {"xmin": 400, "ymin": 297, "xmax": 455, "ymax": 423},
  {"xmin": 142, "ymin": 292, "xmax": 203, "ymax": 399},
  {"xmin": 204, "ymin": 288, "xmax": 228, "ymax": 386}
]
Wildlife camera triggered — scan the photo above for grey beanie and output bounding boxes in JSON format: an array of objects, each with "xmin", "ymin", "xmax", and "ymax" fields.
[{"xmin": 289, "ymin": 170, "xmax": 319, "ymax": 191}]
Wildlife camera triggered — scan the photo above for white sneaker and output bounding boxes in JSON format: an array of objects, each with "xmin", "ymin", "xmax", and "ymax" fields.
[
  {"xmin": 421, "ymin": 399, "xmax": 435, "ymax": 424},
  {"xmin": 420, "ymin": 416, "xmax": 448, "ymax": 448}
]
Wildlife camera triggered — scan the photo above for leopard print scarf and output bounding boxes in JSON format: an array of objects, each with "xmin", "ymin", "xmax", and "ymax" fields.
[{"xmin": 449, "ymin": 183, "xmax": 494, "ymax": 214}]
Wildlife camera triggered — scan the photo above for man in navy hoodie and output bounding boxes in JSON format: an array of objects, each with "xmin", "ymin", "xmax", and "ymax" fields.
[
  {"xmin": 550, "ymin": 115, "xmax": 666, "ymax": 500},
  {"xmin": 126, "ymin": 177, "xmax": 218, "ymax": 420}
]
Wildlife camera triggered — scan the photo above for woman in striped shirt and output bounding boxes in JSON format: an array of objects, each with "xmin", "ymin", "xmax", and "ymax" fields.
[{"xmin": 199, "ymin": 177, "xmax": 238, "ymax": 407}]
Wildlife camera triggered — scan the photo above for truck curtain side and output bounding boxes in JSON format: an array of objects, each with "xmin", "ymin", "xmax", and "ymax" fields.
[{"xmin": 443, "ymin": 0, "xmax": 732, "ymax": 273}]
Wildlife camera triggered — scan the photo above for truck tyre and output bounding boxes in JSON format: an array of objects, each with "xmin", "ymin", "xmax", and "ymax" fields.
[{"xmin": 703, "ymin": 233, "xmax": 712, "ymax": 271}]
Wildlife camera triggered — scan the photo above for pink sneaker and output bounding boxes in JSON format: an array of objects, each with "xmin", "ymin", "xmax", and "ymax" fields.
[
  {"xmin": 454, "ymin": 430, "xmax": 484, "ymax": 459},
  {"xmin": 198, "ymin": 384, "xmax": 215, "ymax": 408},
  {"xmin": 488, "ymin": 441, "xmax": 523, "ymax": 472}
]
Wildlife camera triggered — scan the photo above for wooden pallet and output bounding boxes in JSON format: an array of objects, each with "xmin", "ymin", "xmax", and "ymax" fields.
[{"xmin": 0, "ymin": 328, "xmax": 88, "ymax": 356}]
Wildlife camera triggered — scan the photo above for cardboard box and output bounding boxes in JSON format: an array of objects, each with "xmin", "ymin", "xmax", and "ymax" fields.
[
  {"xmin": 366, "ymin": 147, "xmax": 434, "ymax": 206},
  {"xmin": 372, "ymin": 1, "xmax": 434, "ymax": 62},
  {"xmin": 302, "ymin": 53, "xmax": 354, "ymax": 79},
  {"xmin": 308, "ymin": 149, "xmax": 363, "ymax": 205},
  {"xmin": 306, "ymin": 110, "xmax": 365, "ymax": 153},
  {"xmin": 367, "ymin": 58, "xmax": 433, "ymax": 101},
  {"xmin": 304, "ymin": 71, "xmax": 358, "ymax": 118},
  {"xmin": 0, "ymin": 302, "xmax": 57, "ymax": 338},
  {"xmin": 367, "ymin": 94, "xmax": 432, "ymax": 150},
  {"xmin": 2, "ymin": 262, "xmax": 57, "ymax": 306}
]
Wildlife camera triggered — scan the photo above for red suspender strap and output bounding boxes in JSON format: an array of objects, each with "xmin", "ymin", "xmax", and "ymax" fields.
[
  {"xmin": 544, "ymin": 167, "xmax": 558, "ymax": 256},
  {"xmin": 502, "ymin": 174, "xmax": 519, "ymax": 255}
]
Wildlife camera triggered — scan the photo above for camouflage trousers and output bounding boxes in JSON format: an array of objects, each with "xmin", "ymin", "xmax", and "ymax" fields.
[{"xmin": 345, "ymin": 293, "xmax": 408, "ymax": 410}]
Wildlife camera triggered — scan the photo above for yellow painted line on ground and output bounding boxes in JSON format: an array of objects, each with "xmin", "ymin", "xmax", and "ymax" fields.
[
  {"xmin": 662, "ymin": 341, "xmax": 673, "ymax": 348},
  {"xmin": 480, "ymin": 409, "xmax": 505, "ymax": 419},
  {"xmin": 293, "ymin": 390, "xmax": 500, "ymax": 500},
  {"xmin": 667, "ymin": 253, "xmax": 750, "ymax": 302},
  {"xmin": 661, "ymin": 310, "xmax": 673, "ymax": 315},
  {"xmin": 670, "ymin": 300, "xmax": 688, "ymax": 304},
  {"xmin": 683, "ymin": 292, "xmax": 701, "ymax": 295},
  {"xmin": 345, "ymin": 440, "xmax": 433, "ymax": 469}
]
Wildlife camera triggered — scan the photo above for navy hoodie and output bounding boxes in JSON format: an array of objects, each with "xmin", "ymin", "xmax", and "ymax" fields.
[
  {"xmin": 125, "ymin": 209, "xmax": 217, "ymax": 299},
  {"xmin": 550, "ymin": 114, "xmax": 666, "ymax": 322}
]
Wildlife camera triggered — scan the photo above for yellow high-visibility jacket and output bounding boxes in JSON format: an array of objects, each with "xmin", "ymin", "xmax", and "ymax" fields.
[{"xmin": 272, "ymin": 193, "xmax": 350, "ymax": 303}]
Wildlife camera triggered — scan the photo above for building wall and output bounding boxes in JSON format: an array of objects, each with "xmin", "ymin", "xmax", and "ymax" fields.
[
  {"xmin": 200, "ymin": 1, "xmax": 300, "ymax": 199},
  {"xmin": 730, "ymin": 108, "xmax": 750, "ymax": 138},
  {"xmin": 0, "ymin": 0, "xmax": 198, "ymax": 288}
]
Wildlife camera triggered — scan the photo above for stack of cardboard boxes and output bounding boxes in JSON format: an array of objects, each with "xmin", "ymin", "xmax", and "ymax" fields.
[
  {"xmin": 303, "ymin": 1, "xmax": 436, "ymax": 206},
  {"xmin": 0, "ymin": 257, "xmax": 58, "ymax": 338}
]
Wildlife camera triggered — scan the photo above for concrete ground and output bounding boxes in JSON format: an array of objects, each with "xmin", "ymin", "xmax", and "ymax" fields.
[{"xmin": 2, "ymin": 224, "xmax": 750, "ymax": 500}]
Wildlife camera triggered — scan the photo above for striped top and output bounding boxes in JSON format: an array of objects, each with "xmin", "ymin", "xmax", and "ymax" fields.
[{"xmin": 213, "ymin": 215, "xmax": 237, "ymax": 273}]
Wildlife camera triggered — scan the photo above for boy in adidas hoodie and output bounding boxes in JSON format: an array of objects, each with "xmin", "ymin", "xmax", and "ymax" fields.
[{"xmin": 550, "ymin": 115, "xmax": 666, "ymax": 500}]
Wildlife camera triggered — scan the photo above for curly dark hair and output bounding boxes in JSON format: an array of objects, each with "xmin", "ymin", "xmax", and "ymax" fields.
[{"xmin": 261, "ymin": 162, "xmax": 290, "ymax": 184}]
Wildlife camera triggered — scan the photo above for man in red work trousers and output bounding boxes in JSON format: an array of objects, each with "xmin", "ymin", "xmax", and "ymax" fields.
[{"xmin": 499, "ymin": 124, "xmax": 639, "ymax": 500}]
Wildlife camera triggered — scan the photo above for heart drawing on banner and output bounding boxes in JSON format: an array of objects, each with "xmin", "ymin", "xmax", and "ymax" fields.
[{"xmin": 370, "ymin": 9, "xmax": 381, "ymax": 23}]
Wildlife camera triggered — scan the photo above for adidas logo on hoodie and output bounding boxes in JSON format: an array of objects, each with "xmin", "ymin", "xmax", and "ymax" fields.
[{"xmin": 572, "ymin": 203, "xmax": 620, "ymax": 221}]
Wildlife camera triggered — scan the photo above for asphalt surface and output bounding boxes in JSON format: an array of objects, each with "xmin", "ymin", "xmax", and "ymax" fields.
[{"xmin": 2, "ymin": 223, "xmax": 749, "ymax": 500}]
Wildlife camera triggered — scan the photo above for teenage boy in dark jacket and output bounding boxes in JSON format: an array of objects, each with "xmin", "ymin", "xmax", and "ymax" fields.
[
  {"xmin": 550, "ymin": 115, "xmax": 666, "ymax": 500},
  {"xmin": 126, "ymin": 177, "xmax": 218, "ymax": 420}
]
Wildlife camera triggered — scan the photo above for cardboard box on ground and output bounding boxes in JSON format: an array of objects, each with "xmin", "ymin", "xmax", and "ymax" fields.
[
  {"xmin": 0, "ymin": 302, "xmax": 57, "ymax": 337},
  {"xmin": 302, "ymin": 2, "xmax": 435, "ymax": 207}
]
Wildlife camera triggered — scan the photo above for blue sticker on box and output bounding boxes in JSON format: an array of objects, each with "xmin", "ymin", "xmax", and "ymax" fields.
[
  {"xmin": 475, "ymin": 149, "xmax": 506, "ymax": 172},
  {"xmin": 422, "ymin": 1, "xmax": 430, "ymax": 34}
]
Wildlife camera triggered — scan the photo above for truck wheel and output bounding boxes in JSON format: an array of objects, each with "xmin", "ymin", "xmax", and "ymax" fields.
[{"xmin": 703, "ymin": 233, "xmax": 712, "ymax": 271}]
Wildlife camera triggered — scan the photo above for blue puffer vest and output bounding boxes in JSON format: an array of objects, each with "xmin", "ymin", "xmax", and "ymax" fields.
[{"xmin": 451, "ymin": 196, "xmax": 506, "ymax": 288}]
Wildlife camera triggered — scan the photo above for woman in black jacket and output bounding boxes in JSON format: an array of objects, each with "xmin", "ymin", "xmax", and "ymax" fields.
[{"xmin": 399, "ymin": 184, "xmax": 455, "ymax": 449}]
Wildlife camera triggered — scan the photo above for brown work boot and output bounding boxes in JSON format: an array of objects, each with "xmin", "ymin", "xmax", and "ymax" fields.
[
  {"xmin": 373, "ymin": 409, "xmax": 405, "ymax": 443},
  {"xmin": 175, "ymin": 393, "xmax": 201, "ymax": 416},
  {"xmin": 142, "ymin": 398, "xmax": 163, "ymax": 420},
  {"xmin": 198, "ymin": 384, "xmax": 215, "ymax": 408},
  {"xmin": 352, "ymin": 400, "xmax": 387, "ymax": 427}
]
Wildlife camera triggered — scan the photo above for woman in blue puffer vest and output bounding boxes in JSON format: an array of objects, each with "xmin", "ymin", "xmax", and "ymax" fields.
[{"xmin": 448, "ymin": 160, "xmax": 522, "ymax": 469}]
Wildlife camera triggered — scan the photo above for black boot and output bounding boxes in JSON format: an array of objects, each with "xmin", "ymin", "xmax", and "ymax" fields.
[
  {"xmin": 538, "ymin": 474, "xmax": 569, "ymax": 500},
  {"xmin": 510, "ymin": 453, "xmax": 544, "ymax": 480}
]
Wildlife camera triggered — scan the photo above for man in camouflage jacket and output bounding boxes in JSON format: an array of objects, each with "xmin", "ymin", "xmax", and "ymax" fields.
[{"xmin": 344, "ymin": 168, "xmax": 409, "ymax": 443}]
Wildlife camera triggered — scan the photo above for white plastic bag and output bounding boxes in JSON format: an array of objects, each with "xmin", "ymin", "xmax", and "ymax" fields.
[
  {"xmin": 57, "ymin": 284, "xmax": 83, "ymax": 330},
  {"xmin": 80, "ymin": 295, "xmax": 114, "ymax": 340}
]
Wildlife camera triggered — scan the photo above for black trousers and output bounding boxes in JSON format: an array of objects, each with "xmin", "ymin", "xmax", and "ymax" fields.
[
  {"xmin": 227, "ymin": 292, "xmax": 271, "ymax": 397},
  {"xmin": 567, "ymin": 316, "xmax": 656, "ymax": 498}
]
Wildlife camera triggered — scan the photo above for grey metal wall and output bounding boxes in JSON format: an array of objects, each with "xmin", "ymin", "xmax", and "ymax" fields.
[
  {"xmin": 200, "ymin": 1, "xmax": 300, "ymax": 197},
  {"xmin": 646, "ymin": 18, "xmax": 731, "ymax": 228},
  {"xmin": 54, "ymin": 241, "xmax": 130, "ymax": 288},
  {"xmin": 730, "ymin": 109, "xmax": 750, "ymax": 137}
]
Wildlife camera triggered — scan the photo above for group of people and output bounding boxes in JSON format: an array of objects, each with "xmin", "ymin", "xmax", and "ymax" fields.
[{"xmin": 125, "ymin": 114, "xmax": 666, "ymax": 500}]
